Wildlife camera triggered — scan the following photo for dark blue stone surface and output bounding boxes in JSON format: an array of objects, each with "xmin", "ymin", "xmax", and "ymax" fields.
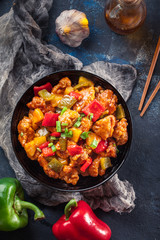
[{"xmin": 0, "ymin": 0, "xmax": 160, "ymax": 239}]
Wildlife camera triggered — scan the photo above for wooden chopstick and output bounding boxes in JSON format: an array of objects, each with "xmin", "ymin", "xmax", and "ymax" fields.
[
  {"xmin": 138, "ymin": 36, "xmax": 160, "ymax": 111},
  {"xmin": 140, "ymin": 80, "xmax": 160, "ymax": 117}
]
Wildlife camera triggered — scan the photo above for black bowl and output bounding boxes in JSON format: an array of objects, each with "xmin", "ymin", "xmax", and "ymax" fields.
[{"xmin": 11, "ymin": 70, "xmax": 132, "ymax": 192}]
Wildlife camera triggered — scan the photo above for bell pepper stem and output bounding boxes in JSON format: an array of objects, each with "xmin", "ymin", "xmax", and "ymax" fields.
[
  {"xmin": 14, "ymin": 196, "xmax": 45, "ymax": 220},
  {"xmin": 64, "ymin": 199, "xmax": 78, "ymax": 221}
]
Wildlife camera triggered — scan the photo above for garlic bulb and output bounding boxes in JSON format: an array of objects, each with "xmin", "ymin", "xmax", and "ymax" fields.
[{"xmin": 55, "ymin": 9, "xmax": 90, "ymax": 47}]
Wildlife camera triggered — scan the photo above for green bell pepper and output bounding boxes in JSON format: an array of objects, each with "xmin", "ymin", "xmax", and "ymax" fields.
[{"xmin": 0, "ymin": 177, "xmax": 45, "ymax": 231}]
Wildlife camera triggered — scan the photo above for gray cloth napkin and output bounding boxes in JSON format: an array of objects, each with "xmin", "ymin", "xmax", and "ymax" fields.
[{"xmin": 0, "ymin": 0, "xmax": 137, "ymax": 213}]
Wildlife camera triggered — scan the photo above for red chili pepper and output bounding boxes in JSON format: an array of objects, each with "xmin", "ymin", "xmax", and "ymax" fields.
[
  {"xmin": 82, "ymin": 99, "xmax": 105, "ymax": 122},
  {"xmin": 39, "ymin": 141, "xmax": 50, "ymax": 150},
  {"xmin": 94, "ymin": 140, "xmax": 108, "ymax": 153},
  {"xmin": 67, "ymin": 145, "xmax": 83, "ymax": 156},
  {"xmin": 50, "ymin": 132, "xmax": 61, "ymax": 137},
  {"xmin": 69, "ymin": 91, "xmax": 81, "ymax": 100},
  {"xmin": 34, "ymin": 82, "xmax": 52, "ymax": 96},
  {"xmin": 80, "ymin": 158, "xmax": 92, "ymax": 172},
  {"xmin": 42, "ymin": 112, "xmax": 59, "ymax": 127},
  {"xmin": 42, "ymin": 147, "xmax": 55, "ymax": 157},
  {"xmin": 52, "ymin": 199, "xmax": 111, "ymax": 240}
]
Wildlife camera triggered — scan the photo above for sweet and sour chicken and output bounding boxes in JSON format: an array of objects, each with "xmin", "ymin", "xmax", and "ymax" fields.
[{"xmin": 18, "ymin": 76, "xmax": 128, "ymax": 185}]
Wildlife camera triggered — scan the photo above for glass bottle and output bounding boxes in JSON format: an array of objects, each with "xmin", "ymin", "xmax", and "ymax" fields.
[{"xmin": 104, "ymin": 0, "xmax": 147, "ymax": 35}]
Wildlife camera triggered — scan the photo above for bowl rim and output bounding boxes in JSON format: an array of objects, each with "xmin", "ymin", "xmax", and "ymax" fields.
[{"xmin": 11, "ymin": 69, "xmax": 132, "ymax": 192}]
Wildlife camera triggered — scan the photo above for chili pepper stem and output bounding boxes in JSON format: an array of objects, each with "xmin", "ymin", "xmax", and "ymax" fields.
[
  {"xmin": 14, "ymin": 196, "xmax": 45, "ymax": 220},
  {"xmin": 64, "ymin": 199, "xmax": 78, "ymax": 221}
]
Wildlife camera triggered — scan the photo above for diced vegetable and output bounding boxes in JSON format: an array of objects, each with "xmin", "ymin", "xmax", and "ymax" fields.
[
  {"xmin": 49, "ymin": 136, "xmax": 58, "ymax": 141},
  {"xmin": 57, "ymin": 95, "xmax": 77, "ymax": 109},
  {"xmin": 48, "ymin": 142, "xmax": 53, "ymax": 147},
  {"xmin": 32, "ymin": 108, "xmax": 44, "ymax": 124},
  {"xmin": 51, "ymin": 94, "xmax": 63, "ymax": 107},
  {"xmin": 74, "ymin": 76, "xmax": 94, "ymax": 90},
  {"xmin": 42, "ymin": 113, "xmax": 59, "ymax": 127},
  {"xmin": 34, "ymin": 136, "xmax": 47, "ymax": 147},
  {"xmin": 90, "ymin": 139, "xmax": 98, "ymax": 149},
  {"xmin": 100, "ymin": 157, "xmax": 112, "ymax": 170},
  {"xmin": 36, "ymin": 127, "xmax": 49, "ymax": 136},
  {"xmin": 64, "ymin": 86, "xmax": 74, "ymax": 95},
  {"xmin": 69, "ymin": 91, "xmax": 81, "ymax": 100},
  {"xmin": 94, "ymin": 140, "xmax": 108, "ymax": 153},
  {"xmin": 61, "ymin": 107, "xmax": 68, "ymax": 115},
  {"xmin": 56, "ymin": 121, "xmax": 61, "ymax": 132},
  {"xmin": 39, "ymin": 141, "xmax": 50, "ymax": 149},
  {"xmin": 48, "ymin": 158, "xmax": 63, "ymax": 173},
  {"xmin": 37, "ymin": 148, "xmax": 42, "ymax": 152},
  {"xmin": 74, "ymin": 121, "xmax": 81, "ymax": 128},
  {"xmin": 61, "ymin": 128, "xmax": 73, "ymax": 138},
  {"xmin": 62, "ymin": 123, "xmax": 68, "ymax": 127},
  {"xmin": 86, "ymin": 132, "xmax": 101, "ymax": 147},
  {"xmin": 38, "ymin": 89, "xmax": 54, "ymax": 101},
  {"xmin": 80, "ymin": 131, "xmax": 91, "ymax": 140},
  {"xmin": 70, "ymin": 128, "xmax": 82, "ymax": 143},
  {"xmin": 59, "ymin": 137, "xmax": 67, "ymax": 151},
  {"xmin": 88, "ymin": 113, "xmax": 93, "ymax": 121},
  {"xmin": 34, "ymin": 82, "xmax": 52, "ymax": 96},
  {"xmin": 74, "ymin": 114, "xmax": 85, "ymax": 128},
  {"xmin": 80, "ymin": 158, "xmax": 92, "ymax": 172},
  {"xmin": 82, "ymin": 99, "xmax": 105, "ymax": 122},
  {"xmin": 51, "ymin": 145, "xmax": 57, "ymax": 153},
  {"xmin": 116, "ymin": 104, "xmax": 125, "ymax": 120},
  {"xmin": 50, "ymin": 132, "xmax": 61, "ymax": 137},
  {"xmin": 42, "ymin": 147, "xmax": 55, "ymax": 157},
  {"xmin": 67, "ymin": 145, "xmax": 83, "ymax": 156},
  {"xmin": 24, "ymin": 140, "xmax": 36, "ymax": 157}
]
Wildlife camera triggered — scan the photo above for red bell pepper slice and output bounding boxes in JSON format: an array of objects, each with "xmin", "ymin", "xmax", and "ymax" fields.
[
  {"xmin": 52, "ymin": 199, "xmax": 111, "ymax": 240},
  {"xmin": 39, "ymin": 141, "xmax": 50, "ymax": 150},
  {"xmin": 67, "ymin": 145, "xmax": 83, "ymax": 156},
  {"xmin": 50, "ymin": 132, "xmax": 61, "ymax": 137},
  {"xmin": 80, "ymin": 158, "xmax": 92, "ymax": 172},
  {"xmin": 34, "ymin": 82, "xmax": 52, "ymax": 96},
  {"xmin": 69, "ymin": 91, "xmax": 81, "ymax": 100},
  {"xmin": 94, "ymin": 140, "xmax": 108, "ymax": 153},
  {"xmin": 82, "ymin": 99, "xmax": 105, "ymax": 122},
  {"xmin": 42, "ymin": 147, "xmax": 55, "ymax": 157},
  {"xmin": 42, "ymin": 112, "xmax": 59, "ymax": 127}
]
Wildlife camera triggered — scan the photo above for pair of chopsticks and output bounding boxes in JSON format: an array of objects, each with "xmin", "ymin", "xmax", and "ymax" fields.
[{"xmin": 139, "ymin": 36, "xmax": 160, "ymax": 117}]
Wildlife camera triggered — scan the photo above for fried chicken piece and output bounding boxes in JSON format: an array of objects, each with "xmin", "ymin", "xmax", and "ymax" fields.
[
  {"xmin": 27, "ymin": 96, "xmax": 55, "ymax": 114},
  {"xmin": 18, "ymin": 116, "xmax": 35, "ymax": 147},
  {"xmin": 78, "ymin": 117, "xmax": 93, "ymax": 132},
  {"xmin": 27, "ymin": 96, "xmax": 45, "ymax": 109},
  {"xmin": 113, "ymin": 118, "xmax": 128, "ymax": 145},
  {"xmin": 59, "ymin": 167, "xmax": 79, "ymax": 185},
  {"xmin": 73, "ymin": 87, "xmax": 95, "ymax": 112},
  {"xmin": 58, "ymin": 109, "xmax": 80, "ymax": 128},
  {"xmin": 96, "ymin": 89, "xmax": 118, "ymax": 114},
  {"xmin": 106, "ymin": 138, "xmax": 117, "ymax": 158},
  {"xmin": 92, "ymin": 115, "xmax": 116, "ymax": 140},
  {"xmin": 88, "ymin": 157, "xmax": 100, "ymax": 177},
  {"xmin": 51, "ymin": 77, "xmax": 71, "ymax": 94}
]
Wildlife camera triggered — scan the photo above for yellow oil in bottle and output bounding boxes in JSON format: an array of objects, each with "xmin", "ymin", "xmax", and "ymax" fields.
[{"xmin": 105, "ymin": 0, "xmax": 147, "ymax": 35}]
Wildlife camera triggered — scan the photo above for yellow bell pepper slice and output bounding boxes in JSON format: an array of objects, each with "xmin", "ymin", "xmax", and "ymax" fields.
[
  {"xmin": 86, "ymin": 132, "xmax": 101, "ymax": 148},
  {"xmin": 34, "ymin": 136, "xmax": 46, "ymax": 147},
  {"xmin": 74, "ymin": 76, "xmax": 94, "ymax": 90},
  {"xmin": 64, "ymin": 86, "xmax": 74, "ymax": 95},
  {"xmin": 32, "ymin": 108, "xmax": 44, "ymax": 124},
  {"xmin": 24, "ymin": 140, "xmax": 36, "ymax": 157},
  {"xmin": 70, "ymin": 127, "xmax": 82, "ymax": 143}
]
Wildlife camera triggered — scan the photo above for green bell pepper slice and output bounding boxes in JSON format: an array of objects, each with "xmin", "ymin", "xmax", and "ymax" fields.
[{"xmin": 0, "ymin": 177, "xmax": 45, "ymax": 231}]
